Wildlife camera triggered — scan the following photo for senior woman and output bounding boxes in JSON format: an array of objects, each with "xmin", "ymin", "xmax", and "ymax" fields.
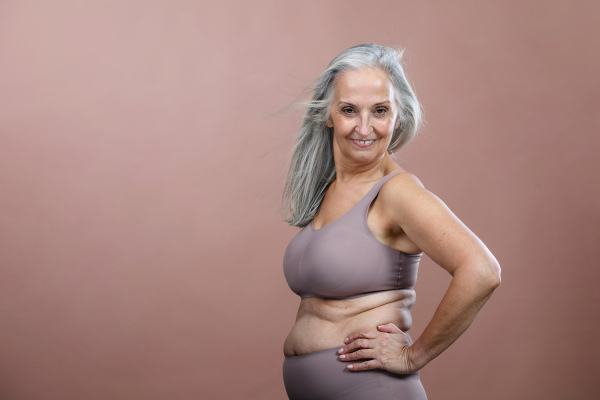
[{"xmin": 281, "ymin": 44, "xmax": 501, "ymax": 400}]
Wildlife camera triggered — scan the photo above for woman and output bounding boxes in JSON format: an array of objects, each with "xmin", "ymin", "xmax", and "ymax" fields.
[{"xmin": 282, "ymin": 44, "xmax": 501, "ymax": 400}]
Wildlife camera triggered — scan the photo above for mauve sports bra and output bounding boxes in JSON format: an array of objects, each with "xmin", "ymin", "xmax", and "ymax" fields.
[{"xmin": 283, "ymin": 172, "xmax": 422, "ymax": 299}]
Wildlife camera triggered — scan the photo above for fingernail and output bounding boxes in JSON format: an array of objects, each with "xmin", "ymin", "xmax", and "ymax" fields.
[
  {"xmin": 338, "ymin": 348, "xmax": 344, "ymax": 354},
  {"xmin": 377, "ymin": 325, "xmax": 384, "ymax": 328},
  {"xmin": 344, "ymin": 338, "xmax": 349, "ymax": 343},
  {"xmin": 339, "ymin": 354, "xmax": 345, "ymax": 359},
  {"xmin": 347, "ymin": 365, "xmax": 353, "ymax": 369}
]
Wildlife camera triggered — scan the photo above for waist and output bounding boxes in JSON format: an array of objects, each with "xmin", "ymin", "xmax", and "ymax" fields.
[
  {"xmin": 284, "ymin": 289, "xmax": 415, "ymax": 356},
  {"xmin": 283, "ymin": 346, "xmax": 424, "ymax": 400}
]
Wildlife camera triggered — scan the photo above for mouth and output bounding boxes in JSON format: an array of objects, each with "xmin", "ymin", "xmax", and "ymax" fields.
[{"xmin": 350, "ymin": 139, "xmax": 377, "ymax": 148}]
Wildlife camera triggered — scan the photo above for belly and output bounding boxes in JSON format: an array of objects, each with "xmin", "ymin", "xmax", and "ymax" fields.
[{"xmin": 283, "ymin": 289, "xmax": 416, "ymax": 356}]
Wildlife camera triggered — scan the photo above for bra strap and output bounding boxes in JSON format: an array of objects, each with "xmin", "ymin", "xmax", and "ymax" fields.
[
  {"xmin": 363, "ymin": 171, "xmax": 404, "ymax": 204},
  {"xmin": 349, "ymin": 171, "xmax": 404, "ymax": 223}
]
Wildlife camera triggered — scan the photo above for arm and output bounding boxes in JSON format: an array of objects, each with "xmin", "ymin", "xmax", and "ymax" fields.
[{"xmin": 340, "ymin": 173, "xmax": 501, "ymax": 373}]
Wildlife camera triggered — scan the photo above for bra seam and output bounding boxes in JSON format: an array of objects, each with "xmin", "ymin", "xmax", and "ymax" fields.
[{"xmin": 361, "ymin": 172, "xmax": 409, "ymax": 254}]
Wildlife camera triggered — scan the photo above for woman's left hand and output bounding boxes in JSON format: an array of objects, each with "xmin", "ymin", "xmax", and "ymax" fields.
[{"xmin": 337, "ymin": 323, "xmax": 420, "ymax": 374}]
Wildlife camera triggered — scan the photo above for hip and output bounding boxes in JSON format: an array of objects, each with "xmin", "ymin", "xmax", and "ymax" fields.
[{"xmin": 283, "ymin": 346, "xmax": 426, "ymax": 400}]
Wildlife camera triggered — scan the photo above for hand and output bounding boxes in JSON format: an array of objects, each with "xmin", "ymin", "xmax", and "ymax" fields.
[{"xmin": 337, "ymin": 323, "xmax": 420, "ymax": 374}]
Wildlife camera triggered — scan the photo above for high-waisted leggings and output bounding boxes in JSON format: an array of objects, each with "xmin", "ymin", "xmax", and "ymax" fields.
[{"xmin": 283, "ymin": 347, "xmax": 427, "ymax": 400}]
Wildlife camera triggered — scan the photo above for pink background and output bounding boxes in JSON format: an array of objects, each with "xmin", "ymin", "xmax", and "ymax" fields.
[{"xmin": 1, "ymin": 1, "xmax": 598, "ymax": 399}]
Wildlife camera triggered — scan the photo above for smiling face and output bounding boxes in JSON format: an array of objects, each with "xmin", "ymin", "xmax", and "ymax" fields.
[{"xmin": 327, "ymin": 67, "xmax": 400, "ymax": 169}]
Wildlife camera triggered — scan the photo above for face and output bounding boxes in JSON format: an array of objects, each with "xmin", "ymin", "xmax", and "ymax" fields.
[{"xmin": 327, "ymin": 67, "xmax": 400, "ymax": 167}]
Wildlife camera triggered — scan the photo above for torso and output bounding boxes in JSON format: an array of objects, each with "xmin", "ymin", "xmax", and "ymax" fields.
[
  {"xmin": 283, "ymin": 169, "xmax": 422, "ymax": 356},
  {"xmin": 283, "ymin": 289, "xmax": 415, "ymax": 356}
]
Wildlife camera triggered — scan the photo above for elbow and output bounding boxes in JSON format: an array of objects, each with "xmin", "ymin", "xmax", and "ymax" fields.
[
  {"xmin": 460, "ymin": 258, "xmax": 501, "ymax": 293},
  {"xmin": 482, "ymin": 259, "xmax": 501, "ymax": 292},
  {"xmin": 453, "ymin": 254, "xmax": 502, "ymax": 293}
]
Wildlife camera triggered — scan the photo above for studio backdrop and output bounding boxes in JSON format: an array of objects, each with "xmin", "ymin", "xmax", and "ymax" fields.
[{"xmin": 0, "ymin": 1, "xmax": 598, "ymax": 399}]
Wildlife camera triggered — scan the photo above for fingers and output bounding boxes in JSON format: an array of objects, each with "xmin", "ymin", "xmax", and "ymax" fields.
[
  {"xmin": 338, "ymin": 338, "xmax": 373, "ymax": 355},
  {"xmin": 338, "ymin": 348, "xmax": 377, "ymax": 361},
  {"xmin": 344, "ymin": 330, "xmax": 378, "ymax": 344},
  {"xmin": 376, "ymin": 323, "xmax": 403, "ymax": 334},
  {"xmin": 346, "ymin": 359, "xmax": 380, "ymax": 371}
]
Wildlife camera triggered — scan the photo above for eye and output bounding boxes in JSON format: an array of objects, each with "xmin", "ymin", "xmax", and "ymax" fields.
[
  {"xmin": 374, "ymin": 107, "xmax": 388, "ymax": 116},
  {"xmin": 341, "ymin": 107, "xmax": 355, "ymax": 115}
]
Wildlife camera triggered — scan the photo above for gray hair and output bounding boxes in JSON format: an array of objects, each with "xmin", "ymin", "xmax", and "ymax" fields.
[{"xmin": 283, "ymin": 44, "xmax": 422, "ymax": 227}]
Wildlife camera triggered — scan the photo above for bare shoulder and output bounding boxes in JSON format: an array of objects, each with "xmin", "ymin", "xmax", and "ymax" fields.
[
  {"xmin": 379, "ymin": 172, "xmax": 431, "ymax": 205},
  {"xmin": 377, "ymin": 171, "xmax": 450, "ymax": 226},
  {"xmin": 377, "ymin": 171, "xmax": 498, "ymax": 275},
  {"xmin": 385, "ymin": 172, "xmax": 425, "ymax": 190}
]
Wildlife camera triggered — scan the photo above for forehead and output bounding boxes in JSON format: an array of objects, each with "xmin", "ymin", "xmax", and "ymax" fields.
[{"xmin": 332, "ymin": 67, "xmax": 395, "ymax": 102}]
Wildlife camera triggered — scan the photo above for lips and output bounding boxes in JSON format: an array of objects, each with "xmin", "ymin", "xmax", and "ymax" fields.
[{"xmin": 350, "ymin": 139, "xmax": 377, "ymax": 148}]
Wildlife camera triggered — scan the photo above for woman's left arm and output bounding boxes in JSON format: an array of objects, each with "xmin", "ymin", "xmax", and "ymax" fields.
[{"xmin": 339, "ymin": 173, "xmax": 501, "ymax": 373}]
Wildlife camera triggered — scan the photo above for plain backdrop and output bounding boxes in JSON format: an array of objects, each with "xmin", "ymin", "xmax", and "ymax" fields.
[{"xmin": 0, "ymin": 1, "xmax": 598, "ymax": 399}]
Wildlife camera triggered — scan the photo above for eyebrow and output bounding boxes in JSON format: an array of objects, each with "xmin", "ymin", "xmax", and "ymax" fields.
[{"xmin": 338, "ymin": 101, "xmax": 392, "ymax": 106}]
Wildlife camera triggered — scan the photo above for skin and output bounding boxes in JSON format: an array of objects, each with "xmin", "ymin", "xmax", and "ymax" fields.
[{"xmin": 284, "ymin": 67, "xmax": 501, "ymax": 374}]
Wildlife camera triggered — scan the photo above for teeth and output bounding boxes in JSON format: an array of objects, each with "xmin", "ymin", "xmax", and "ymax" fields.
[{"xmin": 355, "ymin": 140, "xmax": 374, "ymax": 144}]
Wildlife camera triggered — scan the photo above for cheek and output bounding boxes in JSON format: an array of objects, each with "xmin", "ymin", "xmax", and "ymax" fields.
[
  {"xmin": 375, "ymin": 119, "xmax": 396, "ymax": 134},
  {"xmin": 333, "ymin": 119, "xmax": 354, "ymax": 134}
]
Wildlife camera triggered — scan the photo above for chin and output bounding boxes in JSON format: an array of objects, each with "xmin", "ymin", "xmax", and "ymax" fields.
[{"xmin": 348, "ymin": 150, "xmax": 385, "ymax": 164}]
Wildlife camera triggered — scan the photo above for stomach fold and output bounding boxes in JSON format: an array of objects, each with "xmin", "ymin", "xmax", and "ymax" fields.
[{"xmin": 284, "ymin": 289, "xmax": 415, "ymax": 356}]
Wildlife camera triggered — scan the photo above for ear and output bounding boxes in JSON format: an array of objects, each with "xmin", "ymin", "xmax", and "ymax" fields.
[
  {"xmin": 326, "ymin": 116, "xmax": 334, "ymax": 128},
  {"xmin": 394, "ymin": 116, "xmax": 401, "ymax": 130}
]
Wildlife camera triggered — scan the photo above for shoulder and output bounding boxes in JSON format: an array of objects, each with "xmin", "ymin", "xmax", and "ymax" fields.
[
  {"xmin": 377, "ymin": 172, "xmax": 444, "ymax": 223},
  {"xmin": 380, "ymin": 172, "xmax": 427, "ymax": 199}
]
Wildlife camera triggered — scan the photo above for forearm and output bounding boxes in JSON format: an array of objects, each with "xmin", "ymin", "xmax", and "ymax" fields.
[{"xmin": 409, "ymin": 264, "xmax": 500, "ymax": 370}]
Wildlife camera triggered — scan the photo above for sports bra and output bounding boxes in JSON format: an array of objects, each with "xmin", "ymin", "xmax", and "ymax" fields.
[{"xmin": 283, "ymin": 172, "xmax": 422, "ymax": 299}]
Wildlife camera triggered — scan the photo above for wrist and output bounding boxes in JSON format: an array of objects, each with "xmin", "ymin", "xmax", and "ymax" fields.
[{"xmin": 407, "ymin": 341, "xmax": 431, "ymax": 372}]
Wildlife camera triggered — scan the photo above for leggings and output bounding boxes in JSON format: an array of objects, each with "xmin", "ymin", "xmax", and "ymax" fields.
[{"xmin": 283, "ymin": 347, "xmax": 427, "ymax": 400}]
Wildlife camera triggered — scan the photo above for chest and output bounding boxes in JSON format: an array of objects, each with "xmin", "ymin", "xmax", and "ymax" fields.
[
  {"xmin": 283, "ymin": 221, "xmax": 421, "ymax": 299},
  {"xmin": 313, "ymin": 184, "xmax": 375, "ymax": 230}
]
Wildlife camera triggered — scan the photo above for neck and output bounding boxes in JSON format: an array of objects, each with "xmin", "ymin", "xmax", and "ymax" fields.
[{"xmin": 333, "ymin": 152, "xmax": 395, "ymax": 183}]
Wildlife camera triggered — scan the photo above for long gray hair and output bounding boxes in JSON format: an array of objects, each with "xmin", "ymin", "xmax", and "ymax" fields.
[{"xmin": 283, "ymin": 44, "xmax": 422, "ymax": 227}]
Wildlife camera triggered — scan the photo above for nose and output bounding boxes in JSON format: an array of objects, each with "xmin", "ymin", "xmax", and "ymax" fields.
[{"xmin": 355, "ymin": 112, "xmax": 371, "ymax": 137}]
